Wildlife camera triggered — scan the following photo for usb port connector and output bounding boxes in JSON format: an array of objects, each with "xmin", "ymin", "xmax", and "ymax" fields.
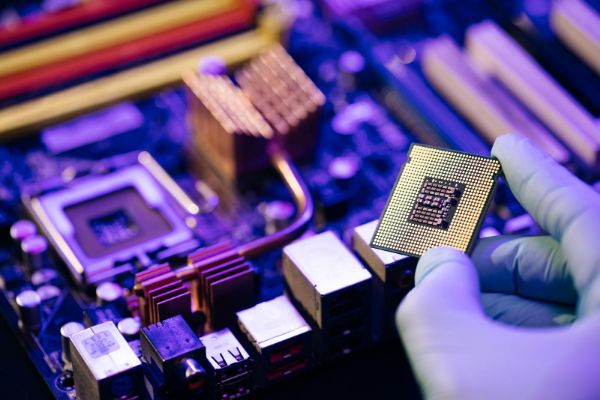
[
  {"xmin": 269, "ymin": 340, "xmax": 304, "ymax": 364},
  {"xmin": 329, "ymin": 286, "xmax": 366, "ymax": 317},
  {"xmin": 329, "ymin": 314, "xmax": 366, "ymax": 339},
  {"xmin": 265, "ymin": 358, "xmax": 309, "ymax": 382}
]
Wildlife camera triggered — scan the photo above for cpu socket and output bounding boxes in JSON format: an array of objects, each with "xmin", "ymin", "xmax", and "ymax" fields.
[{"xmin": 26, "ymin": 152, "xmax": 199, "ymax": 285}]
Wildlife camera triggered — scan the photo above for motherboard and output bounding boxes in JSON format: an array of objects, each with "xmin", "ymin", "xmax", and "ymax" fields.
[{"xmin": 0, "ymin": 0, "xmax": 599, "ymax": 399}]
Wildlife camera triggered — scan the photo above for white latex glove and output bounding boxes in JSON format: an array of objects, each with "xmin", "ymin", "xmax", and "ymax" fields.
[{"xmin": 396, "ymin": 134, "xmax": 600, "ymax": 400}]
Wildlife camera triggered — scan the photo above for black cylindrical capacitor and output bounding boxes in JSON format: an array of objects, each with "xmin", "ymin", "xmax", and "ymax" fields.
[
  {"xmin": 95, "ymin": 281, "xmax": 123, "ymax": 306},
  {"xmin": 10, "ymin": 220, "xmax": 37, "ymax": 262},
  {"xmin": 117, "ymin": 317, "xmax": 141, "ymax": 341},
  {"xmin": 16, "ymin": 289, "xmax": 42, "ymax": 332},
  {"xmin": 21, "ymin": 235, "xmax": 49, "ymax": 274},
  {"xmin": 37, "ymin": 284, "xmax": 61, "ymax": 301},
  {"xmin": 10, "ymin": 220, "xmax": 37, "ymax": 242},
  {"xmin": 31, "ymin": 268, "xmax": 59, "ymax": 287},
  {"xmin": 338, "ymin": 50, "xmax": 365, "ymax": 91},
  {"xmin": 60, "ymin": 321, "xmax": 85, "ymax": 366}
]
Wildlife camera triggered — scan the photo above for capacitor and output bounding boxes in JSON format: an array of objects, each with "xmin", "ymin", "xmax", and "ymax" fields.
[
  {"xmin": 318, "ymin": 59, "xmax": 338, "ymax": 83},
  {"xmin": 328, "ymin": 155, "xmax": 361, "ymax": 184},
  {"xmin": 117, "ymin": 317, "xmax": 141, "ymax": 341},
  {"xmin": 37, "ymin": 284, "xmax": 61, "ymax": 301},
  {"xmin": 60, "ymin": 321, "xmax": 85, "ymax": 366},
  {"xmin": 260, "ymin": 201, "xmax": 295, "ymax": 235},
  {"xmin": 21, "ymin": 235, "xmax": 48, "ymax": 274},
  {"xmin": 96, "ymin": 281, "xmax": 123, "ymax": 305},
  {"xmin": 331, "ymin": 101, "xmax": 377, "ymax": 136},
  {"xmin": 331, "ymin": 111, "xmax": 360, "ymax": 136},
  {"xmin": 31, "ymin": 268, "xmax": 59, "ymax": 287},
  {"xmin": 339, "ymin": 50, "xmax": 365, "ymax": 91},
  {"xmin": 15, "ymin": 290, "xmax": 42, "ymax": 332},
  {"xmin": 339, "ymin": 50, "xmax": 365, "ymax": 74},
  {"xmin": 10, "ymin": 220, "xmax": 37, "ymax": 262},
  {"xmin": 10, "ymin": 220, "xmax": 37, "ymax": 242}
]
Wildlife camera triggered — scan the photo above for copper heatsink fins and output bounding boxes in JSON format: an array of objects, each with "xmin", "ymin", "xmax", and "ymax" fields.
[
  {"xmin": 188, "ymin": 242, "xmax": 255, "ymax": 330},
  {"xmin": 185, "ymin": 73, "xmax": 274, "ymax": 181},
  {"xmin": 135, "ymin": 263, "xmax": 192, "ymax": 326},
  {"xmin": 134, "ymin": 243, "xmax": 255, "ymax": 330},
  {"xmin": 235, "ymin": 44, "xmax": 325, "ymax": 137},
  {"xmin": 187, "ymin": 74, "xmax": 273, "ymax": 140},
  {"xmin": 184, "ymin": 44, "xmax": 325, "ymax": 183}
]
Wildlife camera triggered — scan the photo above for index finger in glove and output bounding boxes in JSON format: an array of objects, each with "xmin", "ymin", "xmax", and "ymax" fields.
[{"xmin": 492, "ymin": 134, "xmax": 600, "ymax": 316}]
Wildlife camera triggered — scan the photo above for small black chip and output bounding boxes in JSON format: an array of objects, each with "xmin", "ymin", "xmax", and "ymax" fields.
[{"xmin": 408, "ymin": 178, "xmax": 465, "ymax": 230}]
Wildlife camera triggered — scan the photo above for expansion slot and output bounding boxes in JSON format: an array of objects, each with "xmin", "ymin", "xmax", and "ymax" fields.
[
  {"xmin": 0, "ymin": 0, "xmax": 165, "ymax": 47},
  {"xmin": 551, "ymin": 0, "xmax": 600, "ymax": 75},
  {"xmin": 467, "ymin": 21, "xmax": 600, "ymax": 170},
  {"xmin": 0, "ymin": 1, "xmax": 256, "ymax": 100},
  {"xmin": 0, "ymin": 0, "xmax": 240, "ymax": 79},
  {"xmin": 0, "ymin": 21, "xmax": 282, "ymax": 140}
]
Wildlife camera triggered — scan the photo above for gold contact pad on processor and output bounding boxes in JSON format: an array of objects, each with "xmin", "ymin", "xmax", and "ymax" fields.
[{"xmin": 371, "ymin": 144, "xmax": 501, "ymax": 257}]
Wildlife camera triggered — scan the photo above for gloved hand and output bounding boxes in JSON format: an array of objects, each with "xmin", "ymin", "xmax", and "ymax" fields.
[{"xmin": 396, "ymin": 134, "xmax": 600, "ymax": 400}]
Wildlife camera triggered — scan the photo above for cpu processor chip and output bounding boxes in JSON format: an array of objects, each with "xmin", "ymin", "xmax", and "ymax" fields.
[{"xmin": 371, "ymin": 144, "xmax": 501, "ymax": 257}]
